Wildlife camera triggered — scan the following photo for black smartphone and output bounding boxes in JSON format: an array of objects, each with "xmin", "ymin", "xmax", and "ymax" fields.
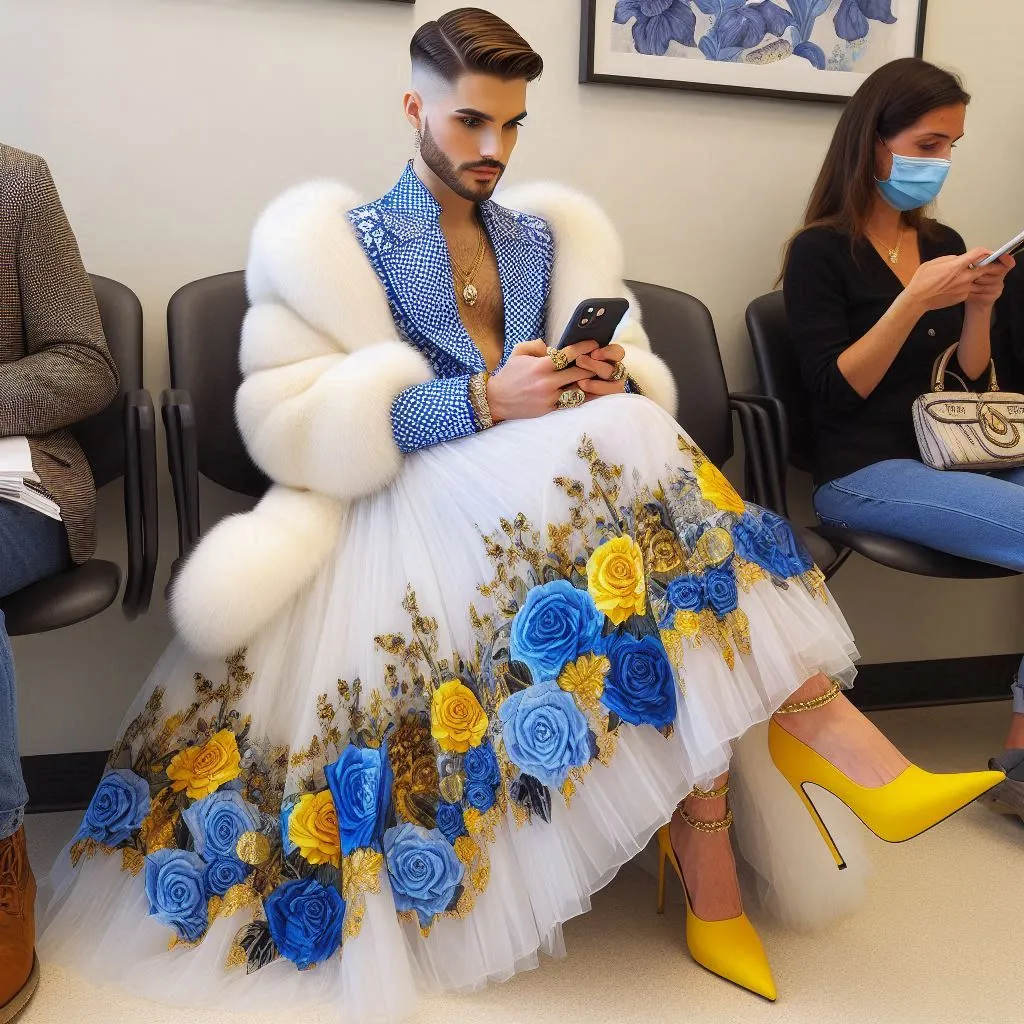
[{"xmin": 556, "ymin": 298, "xmax": 629, "ymax": 359}]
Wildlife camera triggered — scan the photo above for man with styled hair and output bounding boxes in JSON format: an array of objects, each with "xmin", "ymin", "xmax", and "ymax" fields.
[{"xmin": 42, "ymin": 10, "xmax": 1001, "ymax": 1020}]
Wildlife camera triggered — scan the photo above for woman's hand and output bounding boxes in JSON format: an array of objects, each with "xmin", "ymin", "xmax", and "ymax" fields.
[
  {"xmin": 485, "ymin": 339, "xmax": 598, "ymax": 422},
  {"xmin": 904, "ymin": 249, "xmax": 987, "ymax": 313},
  {"xmin": 966, "ymin": 253, "xmax": 1016, "ymax": 310},
  {"xmin": 575, "ymin": 344, "xmax": 628, "ymax": 402}
]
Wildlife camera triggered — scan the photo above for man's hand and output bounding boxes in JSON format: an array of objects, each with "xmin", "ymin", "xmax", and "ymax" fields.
[
  {"xmin": 575, "ymin": 343, "xmax": 628, "ymax": 402},
  {"xmin": 486, "ymin": 339, "xmax": 599, "ymax": 422}
]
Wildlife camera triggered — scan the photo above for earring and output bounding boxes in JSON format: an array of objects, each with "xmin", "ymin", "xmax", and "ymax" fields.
[{"xmin": 413, "ymin": 127, "xmax": 422, "ymax": 151}]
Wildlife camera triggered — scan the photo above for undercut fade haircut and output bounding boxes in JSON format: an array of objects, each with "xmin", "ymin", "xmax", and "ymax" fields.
[{"xmin": 411, "ymin": 8, "xmax": 543, "ymax": 84}]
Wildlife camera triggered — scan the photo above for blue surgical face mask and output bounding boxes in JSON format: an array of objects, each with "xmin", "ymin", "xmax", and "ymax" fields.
[{"xmin": 875, "ymin": 145, "xmax": 951, "ymax": 212}]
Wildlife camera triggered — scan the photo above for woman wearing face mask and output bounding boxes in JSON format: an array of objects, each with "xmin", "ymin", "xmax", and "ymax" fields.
[{"xmin": 783, "ymin": 57, "xmax": 1023, "ymax": 771}]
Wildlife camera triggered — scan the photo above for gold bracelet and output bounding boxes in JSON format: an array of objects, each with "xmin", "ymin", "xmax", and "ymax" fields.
[
  {"xmin": 468, "ymin": 371, "xmax": 494, "ymax": 430},
  {"xmin": 690, "ymin": 782, "xmax": 729, "ymax": 800},
  {"xmin": 774, "ymin": 678, "xmax": 842, "ymax": 715}
]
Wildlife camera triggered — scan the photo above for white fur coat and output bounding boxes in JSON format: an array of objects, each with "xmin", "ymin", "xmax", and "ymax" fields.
[{"xmin": 172, "ymin": 182, "xmax": 678, "ymax": 655}]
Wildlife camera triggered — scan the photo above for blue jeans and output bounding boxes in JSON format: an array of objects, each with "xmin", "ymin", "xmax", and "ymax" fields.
[
  {"xmin": 0, "ymin": 502, "xmax": 70, "ymax": 841},
  {"xmin": 814, "ymin": 459, "xmax": 1024, "ymax": 715}
]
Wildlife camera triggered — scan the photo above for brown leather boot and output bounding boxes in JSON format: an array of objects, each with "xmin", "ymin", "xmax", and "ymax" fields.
[{"xmin": 0, "ymin": 827, "xmax": 38, "ymax": 1023}]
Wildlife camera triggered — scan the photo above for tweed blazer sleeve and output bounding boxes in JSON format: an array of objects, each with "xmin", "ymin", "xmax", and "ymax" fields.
[{"xmin": 1, "ymin": 155, "xmax": 119, "ymax": 435}]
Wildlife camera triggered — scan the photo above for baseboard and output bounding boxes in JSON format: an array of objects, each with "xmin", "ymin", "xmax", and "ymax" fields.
[{"xmin": 22, "ymin": 651, "xmax": 1021, "ymax": 815}]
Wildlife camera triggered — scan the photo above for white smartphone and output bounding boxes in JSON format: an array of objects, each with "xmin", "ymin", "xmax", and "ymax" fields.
[{"xmin": 972, "ymin": 227, "xmax": 1024, "ymax": 268}]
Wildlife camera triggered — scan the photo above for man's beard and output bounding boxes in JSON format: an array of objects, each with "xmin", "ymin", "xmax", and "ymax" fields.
[{"xmin": 420, "ymin": 120, "xmax": 505, "ymax": 202}]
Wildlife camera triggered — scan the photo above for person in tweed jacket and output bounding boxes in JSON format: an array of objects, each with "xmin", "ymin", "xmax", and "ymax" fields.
[{"xmin": 0, "ymin": 142, "xmax": 119, "ymax": 1023}]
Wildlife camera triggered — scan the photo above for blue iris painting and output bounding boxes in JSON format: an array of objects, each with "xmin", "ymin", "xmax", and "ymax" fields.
[{"xmin": 613, "ymin": 0, "xmax": 899, "ymax": 70}]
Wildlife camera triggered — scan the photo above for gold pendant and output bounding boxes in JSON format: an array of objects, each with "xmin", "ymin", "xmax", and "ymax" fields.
[
  {"xmin": 462, "ymin": 283, "xmax": 478, "ymax": 306},
  {"xmin": 888, "ymin": 247, "xmax": 899, "ymax": 265}
]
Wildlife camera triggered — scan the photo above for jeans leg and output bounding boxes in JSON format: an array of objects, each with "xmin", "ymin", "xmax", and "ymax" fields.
[
  {"xmin": 814, "ymin": 460, "xmax": 1024, "ymax": 572},
  {"xmin": 0, "ymin": 611, "xmax": 26, "ymax": 841},
  {"xmin": 0, "ymin": 503, "xmax": 71, "ymax": 839}
]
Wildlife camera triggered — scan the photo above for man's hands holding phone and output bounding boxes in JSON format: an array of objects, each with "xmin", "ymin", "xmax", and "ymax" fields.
[{"xmin": 485, "ymin": 339, "xmax": 628, "ymax": 423}]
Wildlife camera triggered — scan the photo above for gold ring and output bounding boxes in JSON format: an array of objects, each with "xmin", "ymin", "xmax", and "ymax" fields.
[
  {"xmin": 547, "ymin": 346, "xmax": 570, "ymax": 371},
  {"xmin": 557, "ymin": 387, "xmax": 586, "ymax": 410},
  {"xmin": 610, "ymin": 361, "xmax": 628, "ymax": 382}
]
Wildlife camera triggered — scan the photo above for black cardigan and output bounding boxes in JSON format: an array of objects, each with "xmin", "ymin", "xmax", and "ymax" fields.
[{"xmin": 784, "ymin": 223, "xmax": 967, "ymax": 486}]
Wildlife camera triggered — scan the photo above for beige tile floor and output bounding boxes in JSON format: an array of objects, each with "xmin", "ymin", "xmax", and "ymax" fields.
[{"xmin": 20, "ymin": 701, "xmax": 1024, "ymax": 1024}]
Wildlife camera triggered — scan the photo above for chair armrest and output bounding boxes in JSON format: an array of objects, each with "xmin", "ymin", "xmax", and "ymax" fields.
[
  {"xmin": 728, "ymin": 398, "xmax": 769, "ymax": 507},
  {"xmin": 161, "ymin": 388, "xmax": 201, "ymax": 583},
  {"xmin": 121, "ymin": 389, "xmax": 158, "ymax": 619},
  {"xmin": 731, "ymin": 392, "xmax": 790, "ymax": 517}
]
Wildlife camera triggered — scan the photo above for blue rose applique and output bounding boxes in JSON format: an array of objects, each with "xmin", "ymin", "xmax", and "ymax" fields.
[
  {"xmin": 264, "ymin": 876, "xmax": 346, "ymax": 969},
  {"xmin": 144, "ymin": 848, "xmax": 209, "ymax": 944},
  {"xmin": 435, "ymin": 802, "xmax": 467, "ymax": 845},
  {"xmin": 76, "ymin": 769, "xmax": 151, "ymax": 848},
  {"xmin": 704, "ymin": 565, "xmax": 739, "ymax": 617},
  {"xmin": 499, "ymin": 679, "xmax": 592, "ymax": 789},
  {"xmin": 183, "ymin": 789, "xmax": 261, "ymax": 861},
  {"xmin": 205, "ymin": 857, "xmax": 252, "ymax": 898},
  {"xmin": 666, "ymin": 575, "xmax": 707, "ymax": 614},
  {"xmin": 325, "ymin": 743, "xmax": 393, "ymax": 856},
  {"xmin": 603, "ymin": 634, "xmax": 678, "ymax": 729},
  {"xmin": 510, "ymin": 580, "xmax": 605, "ymax": 682},
  {"xmin": 384, "ymin": 824, "xmax": 465, "ymax": 928},
  {"xmin": 463, "ymin": 741, "xmax": 501, "ymax": 788},
  {"xmin": 615, "ymin": 0, "xmax": 697, "ymax": 56},
  {"xmin": 761, "ymin": 511, "xmax": 814, "ymax": 577}
]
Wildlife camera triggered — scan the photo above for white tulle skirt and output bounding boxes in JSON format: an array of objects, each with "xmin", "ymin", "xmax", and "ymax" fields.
[{"xmin": 40, "ymin": 395, "xmax": 868, "ymax": 1022}]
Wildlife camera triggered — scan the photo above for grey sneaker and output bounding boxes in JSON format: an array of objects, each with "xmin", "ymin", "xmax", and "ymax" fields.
[{"xmin": 985, "ymin": 749, "xmax": 1024, "ymax": 823}]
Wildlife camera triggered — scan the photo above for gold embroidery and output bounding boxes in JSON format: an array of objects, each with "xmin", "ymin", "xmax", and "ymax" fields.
[
  {"xmin": 121, "ymin": 848, "xmax": 144, "ymax": 876},
  {"xmin": 235, "ymin": 832, "xmax": 271, "ymax": 867}
]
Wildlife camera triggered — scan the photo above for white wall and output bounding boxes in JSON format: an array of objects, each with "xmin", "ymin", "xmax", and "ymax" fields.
[{"xmin": 4, "ymin": 0, "xmax": 1022, "ymax": 755}]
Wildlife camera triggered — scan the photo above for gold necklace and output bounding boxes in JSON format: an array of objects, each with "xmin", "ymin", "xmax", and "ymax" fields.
[
  {"xmin": 450, "ymin": 223, "xmax": 486, "ymax": 306},
  {"xmin": 868, "ymin": 220, "xmax": 904, "ymax": 265}
]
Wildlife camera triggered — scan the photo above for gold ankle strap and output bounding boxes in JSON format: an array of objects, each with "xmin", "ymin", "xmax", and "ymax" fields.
[
  {"xmin": 678, "ymin": 806, "xmax": 734, "ymax": 833},
  {"xmin": 690, "ymin": 782, "xmax": 729, "ymax": 800},
  {"xmin": 775, "ymin": 678, "xmax": 842, "ymax": 715}
]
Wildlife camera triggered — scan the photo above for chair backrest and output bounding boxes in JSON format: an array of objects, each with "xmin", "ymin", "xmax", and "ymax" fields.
[
  {"xmin": 166, "ymin": 271, "xmax": 269, "ymax": 498},
  {"xmin": 745, "ymin": 290, "xmax": 814, "ymax": 472},
  {"xmin": 166, "ymin": 275, "xmax": 734, "ymax": 497},
  {"xmin": 72, "ymin": 274, "xmax": 144, "ymax": 489},
  {"xmin": 627, "ymin": 280, "xmax": 732, "ymax": 469}
]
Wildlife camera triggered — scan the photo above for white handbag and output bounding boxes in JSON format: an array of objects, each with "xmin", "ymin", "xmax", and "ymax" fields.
[{"xmin": 912, "ymin": 344, "xmax": 1024, "ymax": 472}]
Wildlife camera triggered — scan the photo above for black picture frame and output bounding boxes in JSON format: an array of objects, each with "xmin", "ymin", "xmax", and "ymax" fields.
[{"xmin": 580, "ymin": 0, "xmax": 929, "ymax": 104}]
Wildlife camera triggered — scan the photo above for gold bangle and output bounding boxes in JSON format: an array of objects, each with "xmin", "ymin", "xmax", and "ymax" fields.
[
  {"xmin": 690, "ymin": 783, "xmax": 729, "ymax": 800},
  {"xmin": 774, "ymin": 679, "xmax": 842, "ymax": 715},
  {"xmin": 677, "ymin": 807, "xmax": 734, "ymax": 833},
  {"xmin": 468, "ymin": 372, "xmax": 494, "ymax": 430}
]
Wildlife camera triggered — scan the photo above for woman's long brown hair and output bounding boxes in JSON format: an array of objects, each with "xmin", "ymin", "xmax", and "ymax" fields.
[{"xmin": 779, "ymin": 58, "xmax": 970, "ymax": 280}]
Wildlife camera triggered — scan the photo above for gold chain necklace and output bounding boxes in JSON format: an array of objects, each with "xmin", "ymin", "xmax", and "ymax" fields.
[
  {"xmin": 450, "ymin": 223, "xmax": 486, "ymax": 307},
  {"xmin": 868, "ymin": 220, "xmax": 904, "ymax": 265}
]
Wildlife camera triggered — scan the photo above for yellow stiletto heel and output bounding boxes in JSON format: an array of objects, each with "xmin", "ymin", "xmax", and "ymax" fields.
[
  {"xmin": 769, "ymin": 680, "xmax": 1005, "ymax": 867},
  {"xmin": 655, "ymin": 786, "xmax": 777, "ymax": 1003}
]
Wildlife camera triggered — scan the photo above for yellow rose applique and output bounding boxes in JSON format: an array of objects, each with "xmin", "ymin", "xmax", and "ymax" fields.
[
  {"xmin": 695, "ymin": 459, "xmax": 745, "ymax": 516},
  {"xmin": 289, "ymin": 791, "xmax": 341, "ymax": 867},
  {"xmin": 431, "ymin": 680, "xmax": 489, "ymax": 753},
  {"xmin": 587, "ymin": 536, "xmax": 647, "ymax": 625},
  {"xmin": 166, "ymin": 729, "xmax": 241, "ymax": 800}
]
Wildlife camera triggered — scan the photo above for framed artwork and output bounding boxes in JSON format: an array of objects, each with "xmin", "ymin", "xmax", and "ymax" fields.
[{"xmin": 580, "ymin": 0, "xmax": 928, "ymax": 103}]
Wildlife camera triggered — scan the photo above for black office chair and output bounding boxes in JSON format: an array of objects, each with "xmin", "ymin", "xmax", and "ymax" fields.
[
  {"xmin": 162, "ymin": 271, "xmax": 266, "ymax": 572},
  {"xmin": 0, "ymin": 274, "xmax": 159, "ymax": 635},
  {"xmin": 745, "ymin": 289, "xmax": 1018, "ymax": 581},
  {"xmin": 161, "ymin": 273, "xmax": 829, "ymax": 574}
]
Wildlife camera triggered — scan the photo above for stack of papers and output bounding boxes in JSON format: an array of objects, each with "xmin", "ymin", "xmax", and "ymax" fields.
[{"xmin": 0, "ymin": 436, "xmax": 62, "ymax": 521}]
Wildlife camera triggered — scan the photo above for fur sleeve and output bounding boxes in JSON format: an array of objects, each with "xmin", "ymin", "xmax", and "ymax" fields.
[{"xmin": 236, "ymin": 302, "xmax": 432, "ymax": 500}]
